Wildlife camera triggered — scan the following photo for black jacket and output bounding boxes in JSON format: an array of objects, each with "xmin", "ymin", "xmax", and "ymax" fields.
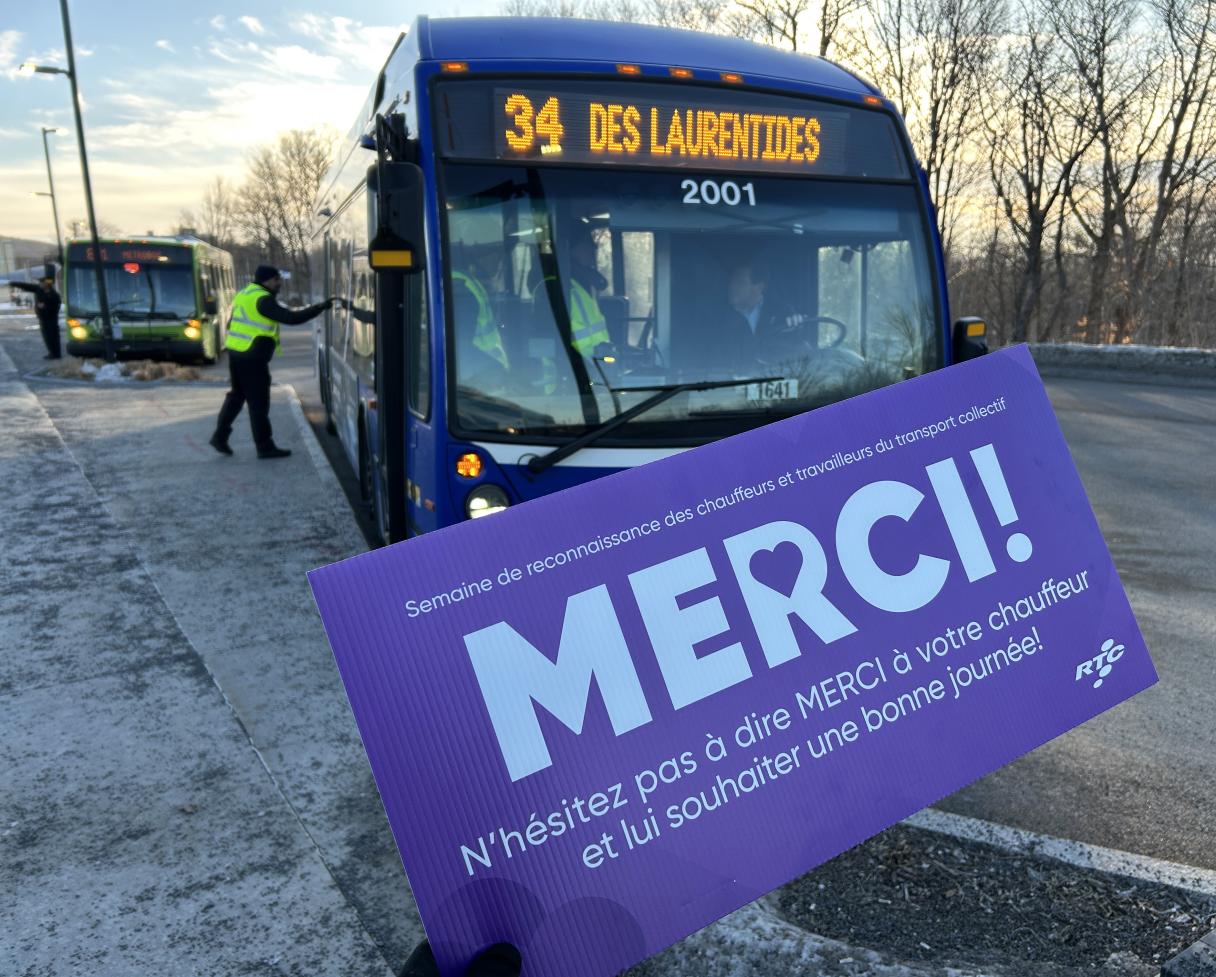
[
  {"xmin": 255, "ymin": 292, "xmax": 328, "ymax": 325},
  {"xmin": 12, "ymin": 282, "xmax": 61, "ymax": 326}
]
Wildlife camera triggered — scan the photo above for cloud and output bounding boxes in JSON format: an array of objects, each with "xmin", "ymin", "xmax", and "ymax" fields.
[
  {"xmin": 1, "ymin": 29, "xmax": 24, "ymax": 79},
  {"xmin": 260, "ymin": 45, "xmax": 343, "ymax": 81},
  {"xmin": 207, "ymin": 39, "xmax": 260, "ymax": 64},
  {"xmin": 293, "ymin": 15, "xmax": 404, "ymax": 70},
  {"xmin": 108, "ymin": 91, "xmax": 174, "ymax": 113},
  {"xmin": 210, "ymin": 15, "xmax": 226, "ymax": 30},
  {"xmin": 0, "ymin": 126, "xmax": 27, "ymax": 139},
  {"xmin": 238, "ymin": 15, "xmax": 266, "ymax": 36},
  {"xmin": 156, "ymin": 39, "xmax": 176, "ymax": 53}
]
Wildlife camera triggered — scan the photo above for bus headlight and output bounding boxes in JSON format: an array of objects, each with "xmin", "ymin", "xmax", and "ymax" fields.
[
  {"xmin": 69, "ymin": 321, "xmax": 88, "ymax": 340},
  {"xmin": 184, "ymin": 323, "xmax": 201, "ymax": 339},
  {"xmin": 465, "ymin": 484, "xmax": 509, "ymax": 519}
]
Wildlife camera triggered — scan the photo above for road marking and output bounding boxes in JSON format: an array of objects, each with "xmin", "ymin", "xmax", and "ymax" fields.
[{"xmin": 906, "ymin": 807, "xmax": 1216, "ymax": 898}]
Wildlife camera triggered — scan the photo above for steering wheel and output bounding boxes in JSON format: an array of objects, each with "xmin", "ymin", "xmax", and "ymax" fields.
[{"xmin": 806, "ymin": 315, "xmax": 849, "ymax": 349}]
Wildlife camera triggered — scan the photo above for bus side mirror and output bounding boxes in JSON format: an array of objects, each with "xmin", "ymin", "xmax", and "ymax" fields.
[
  {"xmin": 203, "ymin": 295, "xmax": 218, "ymax": 316},
  {"xmin": 369, "ymin": 161, "xmax": 424, "ymax": 274},
  {"xmin": 952, "ymin": 317, "xmax": 988, "ymax": 362}
]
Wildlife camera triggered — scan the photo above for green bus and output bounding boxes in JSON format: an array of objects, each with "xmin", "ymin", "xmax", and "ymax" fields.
[{"xmin": 65, "ymin": 236, "xmax": 235, "ymax": 362}]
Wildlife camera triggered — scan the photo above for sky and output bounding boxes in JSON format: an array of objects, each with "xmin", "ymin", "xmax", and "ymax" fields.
[{"xmin": 0, "ymin": 0, "xmax": 501, "ymax": 243}]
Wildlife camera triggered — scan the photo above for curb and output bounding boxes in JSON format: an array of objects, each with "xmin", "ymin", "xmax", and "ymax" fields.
[
  {"xmin": 282, "ymin": 382, "xmax": 361, "ymax": 525},
  {"xmin": 1027, "ymin": 343, "xmax": 1216, "ymax": 388},
  {"xmin": 1162, "ymin": 928, "xmax": 1216, "ymax": 976}
]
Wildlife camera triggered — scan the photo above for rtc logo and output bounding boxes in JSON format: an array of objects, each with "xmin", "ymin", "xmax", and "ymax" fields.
[{"xmin": 1076, "ymin": 638, "xmax": 1125, "ymax": 688}]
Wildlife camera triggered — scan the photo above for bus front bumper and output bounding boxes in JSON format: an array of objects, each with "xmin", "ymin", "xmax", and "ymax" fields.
[{"xmin": 67, "ymin": 337, "xmax": 208, "ymax": 360}]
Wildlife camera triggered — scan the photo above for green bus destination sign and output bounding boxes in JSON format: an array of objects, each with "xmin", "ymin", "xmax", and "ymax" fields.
[
  {"xmin": 67, "ymin": 242, "xmax": 193, "ymax": 266},
  {"xmin": 436, "ymin": 80, "xmax": 909, "ymax": 179}
]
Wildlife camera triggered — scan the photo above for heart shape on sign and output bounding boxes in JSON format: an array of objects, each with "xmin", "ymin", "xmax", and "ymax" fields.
[{"xmin": 749, "ymin": 541, "xmax": 804, "ymax": 597}]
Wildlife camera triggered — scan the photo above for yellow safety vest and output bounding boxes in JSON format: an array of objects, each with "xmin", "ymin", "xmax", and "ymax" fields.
[
  {"xmin": 568, "ymin": 278, "xmax": 610, "ymax": 355},
  {"xmin": 225, "ymin": 283, "xmax": 280, "ymax": 353},
  {"xmin": 453, "ymin": 271, "xmax": 507, "ymax": 367}
]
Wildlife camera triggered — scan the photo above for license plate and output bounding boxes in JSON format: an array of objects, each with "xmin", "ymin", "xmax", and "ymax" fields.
[{"xmin": 745, "ymin": 379, "xmax": 798, "ymax": 402}]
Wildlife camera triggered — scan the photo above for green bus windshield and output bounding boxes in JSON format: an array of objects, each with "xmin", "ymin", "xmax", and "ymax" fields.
[{"xmin": 66, "ymin": 243, "xmax": 198, "ymax": 319}]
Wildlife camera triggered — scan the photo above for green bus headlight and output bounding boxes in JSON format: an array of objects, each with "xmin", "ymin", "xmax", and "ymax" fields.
[{"xmin": 466, "ymin": 484, "xmax": 509, "ymax": 519}]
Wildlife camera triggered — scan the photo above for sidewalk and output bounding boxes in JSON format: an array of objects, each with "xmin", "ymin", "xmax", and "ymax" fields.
[{"xmin": 0, "ymin": 330, "xmax": 410, "ymax": 974}]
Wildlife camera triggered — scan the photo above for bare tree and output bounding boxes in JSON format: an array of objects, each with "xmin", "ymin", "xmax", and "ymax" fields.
[
  {"xmin": 861, "ymin": 0, "xmax": 1007, "ymax": 257},
  {"xmin": 643, "ymin": 0, "xmax": 731, "ymax": 30},
  {"xmin": 236, "ymin": 128, "xmax": 334, "ymax": 298},
  {"xmin": 501, "ymin": 0, "xmax": 734, "ymax": 24},
  {"xmin": 731, "ymin": 0, "xmax": 811, "ymax": 49},
  {"xmin": 1130, "ymin": 0, "xmax": 1216, "ymax": 340},
  {"xmin": 1052, "ymin": 0, "xmax": 1164, "ymax": 341},
  {"xmin": 65, "ymin": 217, "xmax": 120, "ymax": 238},
  {"xmin": 499, "ymin": 0, "xmax": 865, "ymax": 53},
  {"xmin": 984, "ymin": 0, "xmax": 1096, "ymax": 342},
  {"xmin": 200, "ymin": 177, "xmax": 240, "ymax": 249},
  {"xmin": 501, "ymin": 0, "xmax": 589, "ymax": 14},
  {"xmin": 178, "ymin": 177, "xmax": 241, "ymax": 248}
]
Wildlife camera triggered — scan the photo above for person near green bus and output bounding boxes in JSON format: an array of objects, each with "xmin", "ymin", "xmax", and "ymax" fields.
[
  {"xmin": 209, "ymin": 264, "xmax": 334, "ymax": 459},
  {"xmin": 9, "ymin": 276, "xmax": 62, "ymax": 359}
]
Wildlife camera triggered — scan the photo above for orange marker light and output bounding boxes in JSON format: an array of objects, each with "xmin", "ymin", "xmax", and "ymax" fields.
[
  {"xmin": 720, "ymin": 72, "xmax": 743, "ymax": 84},
  {"xmin": 669, "ymin": 67, "xmax": 693, "ymax": 79},
  {"xmin": 442, "ymin": 61, "xmax": 468, "ymax": 72},
  {"xmin": 616, "ymin": 64, "xmax": 642, "ymax": 75},
  {"xmin": 456, "ymin": 452, "xmax": 483, "ymax": 479},
  {"xmin": 864, "ymin": 95, "xmax": 883, "ymax": 106}
]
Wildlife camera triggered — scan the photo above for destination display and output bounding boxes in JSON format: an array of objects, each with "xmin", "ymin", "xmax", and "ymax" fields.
[
  {"xmin": 435, "ymin": 80, "xmax": 910, "ymax": 179},
  {"xmin": 67, "ymin": 242, "xmax": 192, "ymax": 266}
]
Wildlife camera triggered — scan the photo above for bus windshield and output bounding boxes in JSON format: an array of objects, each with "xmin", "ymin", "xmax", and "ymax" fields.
[
  {"xmin": 67, "ymin": 245, "xmax": 197, "ymax": 319},
  {"xmin": 443, "ymin": 162, "xmax": 941, "ymax": 443}
]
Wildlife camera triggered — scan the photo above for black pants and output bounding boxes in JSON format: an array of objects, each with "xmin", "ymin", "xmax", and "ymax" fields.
[
  {"xmin": 38, "ymin": 315, "xmax": 61, "ymax": 358},
  {"xmin": 214, "ymin": 339, "xmax": 275, "ymax": 450}
]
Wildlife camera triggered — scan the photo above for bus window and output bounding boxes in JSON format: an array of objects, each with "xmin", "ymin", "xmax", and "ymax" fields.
[
  {"xmin": 442, "ymin": 164, "xmax": 939, "ymax": 442},
  {"xmin": 352, "ymin": 267, "xmax": 375, "ymax": 364},
  {"xmin": 408, "ymin": 273, "xmax": 429, "ymax": 418},
  {"xmin": 817, "ymin": 238, "xmax": 933, "ymax": 377},
  {"xmin": 621, "ymin": 231, "xmax": 654, "ymax": 348}
]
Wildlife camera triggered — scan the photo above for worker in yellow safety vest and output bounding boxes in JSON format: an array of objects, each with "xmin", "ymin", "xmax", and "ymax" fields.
[
  {"xmin": 210, "ymin": 265, "xmax": 335, "ymax": 459},
  {"xmin": 565, "ymin": 225, "xmax": 611, "ymax": 356},
  {"xmin": 452, "ymin": 267, "xmax": 508, "ymax": 369}
]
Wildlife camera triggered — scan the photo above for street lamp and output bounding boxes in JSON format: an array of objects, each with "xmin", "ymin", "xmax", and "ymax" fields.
[
  {"xmin": 39, "ymin": 127, "xmax": 64, "ymax": 270},
  {"xmin": 18, "ymin": 0, "xmax": 115, "ymax": 362}
]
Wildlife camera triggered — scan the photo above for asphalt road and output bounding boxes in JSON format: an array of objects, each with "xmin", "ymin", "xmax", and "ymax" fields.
[{"xmin": 15, "ymin": 319, "xmax": 1216, "ymax": 872}]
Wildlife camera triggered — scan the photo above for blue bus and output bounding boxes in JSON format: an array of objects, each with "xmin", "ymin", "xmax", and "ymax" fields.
[{"xmin": 314, "ymin": 16, "xmax": 986, "ymax": 544}]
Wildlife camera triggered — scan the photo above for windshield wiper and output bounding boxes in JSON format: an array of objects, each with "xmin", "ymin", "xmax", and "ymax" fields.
[{"xmin": 525, "ymin": 376, "xmax": 781, "ymax": 474}]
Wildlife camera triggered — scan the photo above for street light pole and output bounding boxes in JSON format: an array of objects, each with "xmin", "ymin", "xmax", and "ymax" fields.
[
  {"xmin": 57, "ymin": 0, "xmax": 115, "ymax": 362},
  {"xmin": 40, "ymin": 127, "xmax": 64, "ymax": 270}
]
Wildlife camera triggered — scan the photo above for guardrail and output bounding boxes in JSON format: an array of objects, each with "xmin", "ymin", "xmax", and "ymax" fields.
[{"xmin": 1027, "ymin": 342, "xmax": 1216, "ymax": 387}]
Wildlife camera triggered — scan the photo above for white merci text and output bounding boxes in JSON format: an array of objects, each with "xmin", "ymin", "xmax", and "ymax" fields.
[{"xmin": 464, "ymin": 443, "xmax": 1033, "ymax": 782}]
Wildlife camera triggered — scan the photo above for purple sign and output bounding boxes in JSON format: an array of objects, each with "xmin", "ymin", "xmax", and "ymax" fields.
[{"xmin": 309, "ymin": 346, "xmax": 1155, "ymax": 977}]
